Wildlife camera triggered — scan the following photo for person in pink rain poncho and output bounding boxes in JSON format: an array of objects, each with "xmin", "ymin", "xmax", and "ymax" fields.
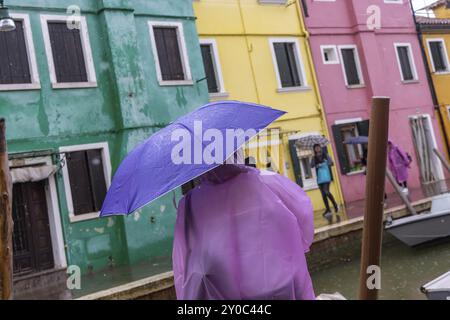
[
  {"xmin": 388, "ymin": 141, "xmax": 412, "ymax": 193},
  {"xmin": 172, "ymin": 163, "xmax": 316, "ymax": 300}
]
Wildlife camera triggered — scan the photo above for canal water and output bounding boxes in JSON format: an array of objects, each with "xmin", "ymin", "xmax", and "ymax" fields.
[{"xmin": 311, "ymin": 237, "xmax": 450, "ymax": 300}]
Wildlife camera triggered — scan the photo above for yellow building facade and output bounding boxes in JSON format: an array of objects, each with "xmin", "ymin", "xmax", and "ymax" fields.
[
  {"xmin": 193, "ymin": 0, "xmax": 344, "ymax": 217},
  {"xmin": 418, "ymin": 2, "xmax": 450, "ymax": 158}
]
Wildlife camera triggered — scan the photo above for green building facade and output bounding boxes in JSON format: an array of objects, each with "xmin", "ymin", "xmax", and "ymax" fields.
[{"xmin": 1, "ymin": 0, "xmax": 209, "ymax": 277}]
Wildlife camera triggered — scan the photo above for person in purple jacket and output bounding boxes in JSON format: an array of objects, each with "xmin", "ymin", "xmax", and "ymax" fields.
[
  {"xmin": 388, "ymin": 141, "xmax": 412, "ymax": 195},
  {"xmin": 172, "ymin": 163, "xmax": 316, "ymax": 300}
]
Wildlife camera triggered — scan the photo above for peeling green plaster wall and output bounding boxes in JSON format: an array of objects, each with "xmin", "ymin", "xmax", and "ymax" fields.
[{"xmin": 1, "ymin": 0, "xmax": 209, "ymax": 274}]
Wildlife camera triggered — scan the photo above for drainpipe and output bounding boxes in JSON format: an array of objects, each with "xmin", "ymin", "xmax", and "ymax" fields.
[
  {"xmin": 237, "ymin": 0, "xmax": 261, "ymax": 104},
  {"xmin": 409, "ymin": 0, "xmax": 450, "ymax": 158},
  {"xmin": 294, "ymin": 0, "xmax": 346, "ymax": 208}
]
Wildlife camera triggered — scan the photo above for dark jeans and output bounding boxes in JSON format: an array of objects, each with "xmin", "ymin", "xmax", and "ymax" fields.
[{"xmin": 319, "ymin": 182, "xmax": 338, "ymax": 212}]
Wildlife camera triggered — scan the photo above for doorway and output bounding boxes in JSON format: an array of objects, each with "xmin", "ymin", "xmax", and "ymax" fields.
[{"xmin": 12, "ymin": 181, "xmax": 54, "ymax": 275}]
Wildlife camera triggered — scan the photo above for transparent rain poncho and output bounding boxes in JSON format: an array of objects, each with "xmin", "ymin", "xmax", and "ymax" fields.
[{"xmin": 172, "ymin": 165, "xmax": 315, "ymax": 300}]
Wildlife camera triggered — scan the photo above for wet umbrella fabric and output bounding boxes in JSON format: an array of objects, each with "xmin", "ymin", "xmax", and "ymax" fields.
[
  {"xmin": 173, "ymin": 165, "xmax": 316, "ymax": 300},
  {"xmin": 100, "ymin": 101, "xmax": 285, "ymax": 216},
  {"xmin": 295, "ymin": 135, "xmax": 329, "ymax": 149}
]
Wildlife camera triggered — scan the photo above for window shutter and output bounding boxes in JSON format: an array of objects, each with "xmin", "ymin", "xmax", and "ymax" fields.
[
  {"xmin": 289, "ymin": 140, "xmax": 303, "ymax": 187},
  {"xmin": 67, "ymin": 151, "xmax": 94, "ymax": 215},
  {"xmin": 154, "ymin": 27, "xmax": 185, "ymax": 81},
  {"xmin": 341, "ymin": 48, "xmax": 360, "ymax": 85},
  {"xmin": 86, "ymin": 149, "xmax": 107, "ymax": 212},
  {"xmin": 200, "ymin": 44, "xmax": 219, "ymax": 93},
  {"xmin": 48, "ymin": 22, "xmax": 88, "ymax": 83},
  {"xmin": 397, "ymin": 47, "xmax": 414, "ymax": 81},
  {"xmin": 430, "ymin": 42, "xmax": 446, "ymax": 72},
  {"xmin": 356, "ymin": 120, "xmax": 370, "ymax": 137},
  {"xmin": 0, "ymin": 20, "xmax": 32, "ymax": 84},
  {"xmin": 332, "ymin": 124, "xmax": 350, "ymax": 174},
  {"xmin": 274, "ymin": 43, "xmax": 301, "ymax": 88}
]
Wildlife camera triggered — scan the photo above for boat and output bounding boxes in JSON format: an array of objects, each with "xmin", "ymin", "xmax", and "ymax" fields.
[
  {"xmin": 385, "ymin": 193, "xmax": 450, "ymax": 246},
  {"xmin": 421, "ymin": 271, "xmax": 450, "ymax": 300}
]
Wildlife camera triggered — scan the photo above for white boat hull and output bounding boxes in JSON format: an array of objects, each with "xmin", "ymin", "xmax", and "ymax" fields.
[
  {"xmin": 385, "ymin": 210, "xmax": 450, "ymax": 246},
  {"xmin": 421, "ymin": 271, "xmax": 450, "ymax": 300}
]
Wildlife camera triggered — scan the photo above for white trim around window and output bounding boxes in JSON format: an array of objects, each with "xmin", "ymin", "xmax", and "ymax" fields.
[
  {"xmin": 148, "ymin": 21, "xmax": 193, "ymax": 86},
  {"xmin": 426, "ymin": 38, "xmax": 450, "ymax": 74},
  {"xmin": 320, "ymin": 45, "xmax": 340, "ymax": 65},
  {"xmin": 269, "ymin": 38, "xmax": 309, "ymax": 93},
  {"xmin": 394, "ymin": 43, "xmax": 419, "ymax": 82},
  {"xmin": 40, "ymin": 14, "xmax": 97, "ymax": 89},
  {"xmin": 199, "ymin": 38, "xmax": 228, "ymax": 98},
  {"xmin": 384, "ymin": 0, "xmax": 403, "ymax": 3},
  {"xmin": 0, "ymin": 13, "xmax": 40, "ymax": 91},
  {"xmin": 59, "ymin": 142, "xmax": 111, "ymax": 223},
  {"xmin": 337, "ymin": 45, "xmax": 365, "ymax": 88}
]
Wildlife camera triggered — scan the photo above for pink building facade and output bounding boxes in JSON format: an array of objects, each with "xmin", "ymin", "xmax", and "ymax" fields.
[{"xmin": 302, "ymin": 0, "xmax": 447, "ymax": 204}]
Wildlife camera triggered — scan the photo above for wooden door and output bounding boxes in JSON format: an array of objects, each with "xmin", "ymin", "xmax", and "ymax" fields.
[{"xmin": 12, "ymin": 181, "xmax": 54, "ymax": 275}]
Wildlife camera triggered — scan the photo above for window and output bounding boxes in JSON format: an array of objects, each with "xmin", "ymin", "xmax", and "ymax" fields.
[
  {"xmin": 270, "ymin": 38, "xmax": 308, "ymax": 91},
  {"xmin": 384, "ymin": 0, "xmax": 403, "ymax": 3},
  {"xmin": 288, "ymin": 133, "xmax": 324, "ymax": 190},
  {"xmin": 0, "ymin": 13, "xmax": 40, "ymax": 91},
  {"xmin": 148, "ymin": 21, "xmax": 192, "ymax": 85},
  {"xmin": 60, "ymin": 143, "xmax": 111, "ymax": 222},
  {"xmin": 427, "ymin": 39, "xmax": 450, "ymax": 73},
  {"xmin": 321, "ymin": 45, "xmax": 339, "ymax": 64},
  {"xmin": 200, "ymin": 39, "xmax": 226, "ymax": 97},
  {"xmin": 332, "ymin": 120, "xmax": 369, "ymax": 175},
  {"xmin": 338, "ymin": 45, "xmax": 364, "ymax": 87},
  {"xmin": 41, "ymin": 15, "xmax": 97, "ymax": 89},
  {"xmin": 394, "ymin": 43, "xmax": 418, "ymax": 82}
]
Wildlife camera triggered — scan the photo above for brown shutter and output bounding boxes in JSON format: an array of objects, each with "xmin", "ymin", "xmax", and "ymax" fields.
[
  {"xmin": 341, "ymin": 48, "xmax": 360, "ymax": 85},
  {"xmin": 48, "ymin": 22, "xmax": 88, "ymax": 83},
  {"xmin": 86, "ymin": 149, "xmax": 107, "ymax": 212},
  {"xmin": 0, "ymin": 20, "xmax": 32, "ymax": 84},
  {"xmin": 154, "ymin": 27, "xmax": 185, "ymax": 81},
  {"xmin": 200, "ymin": 44, "xmax": 219, "ymax": 93},
  {"xmin": 66, "ymin": 151, "xmax": 94, "ymax": 215},
  {"xmin": 332, "ymin": 124, "xmax": 350, "ymax": 174}
]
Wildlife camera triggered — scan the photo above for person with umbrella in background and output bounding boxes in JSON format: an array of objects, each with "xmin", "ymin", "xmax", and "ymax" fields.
[
  {"xmin": 296, "ymin": 135, "xmax": 339, "ymax": 224},
  {"xmin": 100, "ymin": 101, "xmax": 316, "ymax": 300},
  {"xmin": 388, "ymin": 141, "xmax": 412, "ymax": 195},
  {"xmin": 311, "ymin": 144, "xmax": 339, "ymax": 224}
]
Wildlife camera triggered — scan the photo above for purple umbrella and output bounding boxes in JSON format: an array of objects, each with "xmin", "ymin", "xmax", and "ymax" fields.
[
  {"xmin": 343, "ymin": 135, "xmax": 368, "ymax": 145},
  {"xmin": 100, "ymin": 101, "xmax": 285, "ymax": 216}
]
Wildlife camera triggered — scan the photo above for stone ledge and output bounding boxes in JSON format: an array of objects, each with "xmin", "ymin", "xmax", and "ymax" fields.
[{"xmin": 77, "ymin": 271, "xmax": 175, "ymax": 300}]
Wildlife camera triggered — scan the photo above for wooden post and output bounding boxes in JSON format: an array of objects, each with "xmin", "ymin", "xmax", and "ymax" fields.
[
  {"xmin": 433, "ymin": 148, "xmax": 450, "ymax": 173},
  {"xmin": 386, "ymin": 169, "xmax": 417, "ymax": 215},
  {"xmin": 359, "ymin": 97, "xmax": 390, "ymax": 300},
  {"xmin": 0, "ymin": 118, "xmax": 13, "ymax": 300}
]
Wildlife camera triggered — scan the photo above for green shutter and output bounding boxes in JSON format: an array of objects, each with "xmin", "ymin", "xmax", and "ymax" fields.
[
  {"xmin": 332, "ymin": 124, "xmax": 350, "ymax": 174},
  {"xmin": 289, "ymin": 140, "xmax": 303, "ymax": 187}
]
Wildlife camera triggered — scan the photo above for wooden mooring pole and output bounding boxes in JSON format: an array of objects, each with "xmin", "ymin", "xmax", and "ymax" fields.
[
  {"xmin": 359, "ymin": 97, "xmax": 390, "ymax": 300},
  {"xmin": 0, "ymin": 119, "xmax": 13, "ymax": 300}
]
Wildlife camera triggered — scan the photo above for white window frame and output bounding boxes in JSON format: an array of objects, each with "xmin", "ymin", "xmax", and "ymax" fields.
[
  {"xmin": 9, "ymin": 155, "xmax": 67, "ymax": 269},
  {"xmin": 320, "ymin": 45, "xmax": 340, "ymax": 65},
  {"xmin": 0, "ymin": 13, "xmax": 40, "ymax": 91},
  {"xmin": 269, "ymin": 37, "xmax": 310, "ymax": 93},
  {"xmin": 394, "ymin": 43, "xmax": 419, "ymax": 82},
  {"xmin": 384, "ymin": 0, "xmax": 403, "ymax": 4},
  {"xmin": 426, "ymin": 38, "xmax": 450, "ymax": 74},
  {"xmin": 148, "ymin": 21, "xmax": 193, "ymax": 86},
  {"xmin": 199, "ymin": 39, "xmax": 228, "ymax": 98},
  {"xmin": 60, "ymin": 142, "xmax": 112, "ymax": 223},
  {"xmin": 288, "ymin": 132, "xmax": 322, "ymax": 190},
  {"xmin": 337, "ymin": 45, "xmax": 365, "ymax": 88},
  {"xmin": 40, "ymin": 15, "xmax": 97, "ymax": 89}
]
